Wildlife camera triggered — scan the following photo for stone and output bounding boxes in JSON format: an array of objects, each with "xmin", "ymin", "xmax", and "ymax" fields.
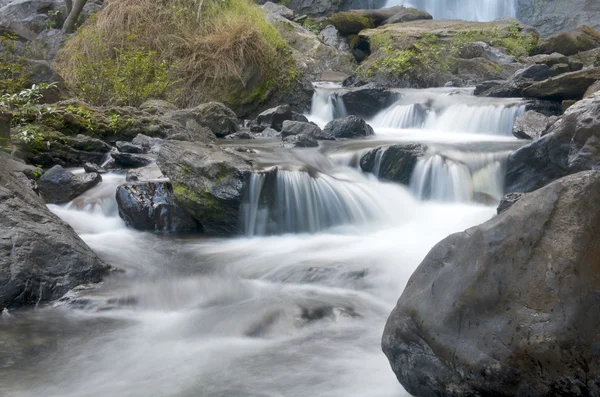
[
  {"xmin": 360, "ymin": 144, "xmax": 426, "ymax": 184},
  {"xmin": 383, "ymin": 7, "xmax": 433, "ymax": 25},
  {"xmin": 523, "ymin": 67, "xmax": 600, "ymax": 100},
  {"xmin": 383, "ymin": 170, "xmax": 600, "ymax": 397},
  {"xmin": 23, "ymin": 59, "xmax": 68, "ymax": 103},
  {"xmin": 83, "ymin": 162, "xmax": 106, "ymax": 174},
  {"xmin": 330, "ymin": 7, "xmax": 431, "ymax": 35},
  {"xmin": 457, "ymin": 41, "xmax": 515, "ymax": 64},
  {"xmin": 253, "ymin": 127, "xmax": 281, "ymax": 139},
  {"xmin": 281, "ymin": 120, "xmax": 323, "ymax": 139},
  {"xmin": 156, "ymin": 141, "xmax": 252, "ymax": 235},
  {"xmin": 512, "ymin": 64, "xmax": 553, "ymax": 81},
  {"xmin": 116, "ymin": 141, "xmax": 145, "ymax": 154},
  {"xmin": 339, "ymin": 85, "xmax": 396, "ymax": 119},
  {"xmin": 549, "ymin": 63, "xmax": 570, "ymax": 75},
  {"xmin": 318, "ymin": 25, "xmax": 349, "ymax": 52},
  {"xmin": 0, "ymin": 154, "xmax": 109, "ymax": 309},
  {"xmin": 257, "ymin": 0, "xmax": 385, "ymax": 18},
  {"xmin": 496, "ymin": 192, "xmax": 525, "ymax": 214},
  {"xmin": 138, "ymin": 100, "xmax": 178, "ymax": 115},
  {"xmin": 521, "ymin": 52, "xmax": 569, "ymax": 67},
  {"xmin": 37, "ymin": 165, "xmax": 102, "ymax": 204},
  {"xmin": 252, "ymin": 105, "xmax": 293, "ymax": 132},
  {"xmin": 512, "ymin": 110, "xmax": 552, "ymax": 140},
  {"xmin": 261, "ymin": 1, "xmax": 294, "ymax": 19},
  {"xmin": 282, "ymin": 133, "xmax": 319, "ymax": 148},
  {"xmin": 125, "ymin": 163, "xmax": 164, "ymax": 182},
  {"xmin": 224, "ymin": 131, "xmax": 254, "ymax": 140},
  {"xmin": 110, "ymin": 152, "xmax": 153, "ymax": 168},
  {"xmin": 537, "ymin": 25, "xmax": 600, "ymax": 56},
  {"xmin": 517, "ymin": 0, "xmax": 600, "ymax": 37},
  {"xmin": 116, "ymin": 181, "xmax": 200, "ymax": 232},
  {"xmin": 292, "ymin": 112, "xmax": 309, "ymax": 122},
  {"xmin": 189, "ymin": 102, "xmax": 239, "ymax": 137},
  {"xmin": 322, "ymin": 115, "xmax": 374, "ymax": 139},
  {"xmin": 131, "ymin": 133, "xmax": 155, "ymax": 152},
  {"xmin": 584, "ymin": 80, "xmax": 600, "ymax": 98}
]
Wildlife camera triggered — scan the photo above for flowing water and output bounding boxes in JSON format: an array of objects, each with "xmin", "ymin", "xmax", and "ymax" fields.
[
  {"xmin": 384, "ymin": 0, "xmax": 516, "ymax": 21},
  {"xmin": 0, "ymin": 85, "xmax": 527, "ymax": 397}
]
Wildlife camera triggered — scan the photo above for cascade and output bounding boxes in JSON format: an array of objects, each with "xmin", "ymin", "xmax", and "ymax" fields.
[
  {"xmin": 370, "ymin": 103, "xmax": 428, "ymax": 129},
  {"xmin": 309, "ymin": 83, "xmax": 347, "ymax": 126},
  {"xmin": 384, "ymin": 0, "xmax": 516, "ymax": 22}
]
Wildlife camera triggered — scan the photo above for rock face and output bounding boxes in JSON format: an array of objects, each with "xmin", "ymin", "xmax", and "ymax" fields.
[
  {"xmin": 0, "ymin": 154, "xmax": 109, "ymax": 309},
  {"xmin": 156, "ymin": 141, "xmax": 252, "ymax": 234},
  {"xmin": 496, "ymin": 192, "xmax": 525, "ymax": 214},
  {"xmin": 21, "ymin": 133, "xmax": 112, "ymax": 168},
  {"xmin": 330, "ymin": 6, "xmax": 432, "ymax": 35},
  {"xmin": 522, "ymin": 67, "xmax": 600, "ymax": 100},
  {"xmin": 517, "ymin": 0, "xmax": 600, "ymax": 37},
  {"xmin": 38, "ymin": 165, "xmax": 102, "ymax": 204},
  {"xmin": 506, "ymin": 93, "xmax": 600, "ymax": 193},
  {"xmin": 318, "ymin": 25, "xmax": 349, "ymax": 52},
  {"xmin": 116, "ymin": 181, "xmax": 200, "ymax": 232},
  {"xmin": 383, "ymin": 170, "xmax": 600, "ymax": 397},
  {"xmin": 512, "ymin": 110, "xmax": 554, "ymax": 140},
  {"xmin": 538, "ymin": 26, "xmax": 600, "ymax": 55},
  {"xmin": 322, "ymin": 115, "xmax": 374, "ymax": 139},
  {"xmin": 360, "ymin": 144, "xmax": 426, "ymax": 184}
]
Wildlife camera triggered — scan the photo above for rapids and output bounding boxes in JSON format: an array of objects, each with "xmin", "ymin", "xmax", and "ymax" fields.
[{"xmin": 0, "ymin": 84, "xmax": 527, "ymax": 397}]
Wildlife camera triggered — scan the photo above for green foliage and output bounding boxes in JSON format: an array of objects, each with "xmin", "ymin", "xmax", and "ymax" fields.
[
  {"xmin": 107, "ymin": 112, "xmax": 134, "ymax": 132},
  {"xmin": 0, "ymin": 33, "xmax": 30, "ymax": 95},
  {"xmin": 64, "ymin": 104, "xmax": 95, "ymax": 130},
  {"xmin": 0, "ymin": 83, "xmax": 58, "ymax": 125},
  {"xmin": 46, "ymin": 10, "xmax": 61, "ymax": 29},
  {"xmin": 451, "ymin": 22, "xmax": 538, "ymax": 58}
]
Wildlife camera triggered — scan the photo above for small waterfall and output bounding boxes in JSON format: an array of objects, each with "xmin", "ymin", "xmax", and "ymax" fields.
[
  {"xmin": 385, "ymin": 0, "xmax": 516, "ymax": 21},
  {"xmin": 424, "ymin": 104, "xmax": 525, "ymax": 136},
  {"xmin": 370, "ymin": 104, "xmax": 427, "ymax": 129},
  {"xmin": 241, "ymin": 167, "xmax": 415, "ymax": 236},
  {"xmin": 310, "ymin": 83, "xmax": 347, "ymax": 126},
  {"xmin": 409, "ymin": 150, "xmax": 510, "ymax": 203},
  {"xmin": 371, "ymin": 147, "xmax": 389, "ymax": 177}
]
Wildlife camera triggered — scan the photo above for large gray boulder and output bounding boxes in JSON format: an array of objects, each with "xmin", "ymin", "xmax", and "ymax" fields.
[
  {"xmin": 506, "ymin": 92, "xmax": 600, "ymax": 193},
  {"xmin": 251, "ymin": 105, "xmax": 293, "ymax": 132},
  {"xmin": 360, "ymin": 144, "xmax": 426, "ymax": 184},
  {"xmin": 512, "ymin": 110, "xmax": 554, "ymax": 140},
  {"xmin": 38, "ymin": 165, "xmax": 102, "ymax": 204},
  {"xmin": 280, "ymin": 120, "xmax": 323, "ymax": 139},
  {"xmin": 537, "ymin": 25, "xmax": 600, "ymax": 56},
  {"xmin": 0, "ymin": 154, "xmax": 109, "ymax": 309},
  {"xmin": 156, "ymin": 141, "xmax": 252, "ymax": 235},
  {"xmin": 383, "ymin": 170, "xmax": 600, "ymax": 397},
  {"xmin": 339, "ymin": 85, "xmax": 397, "ymax": 119},
  {"xmin": 523, "ymin": 67, "xmax": 600, "ymax": 100},
  {"xmin": 322, "ymin": 115, "xmax": 374, "ymax": 139},
  {"xmin": 116, "ymin": 181, "xmax": 200, "ymax": 232}
]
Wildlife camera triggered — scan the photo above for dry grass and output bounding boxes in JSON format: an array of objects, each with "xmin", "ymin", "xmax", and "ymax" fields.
[{"xmin": 56, "ymin": 0, "xmax": 296, "ymax": 107}]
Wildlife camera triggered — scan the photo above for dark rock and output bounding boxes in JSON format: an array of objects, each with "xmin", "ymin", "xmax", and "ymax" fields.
[
  {"xmin": 292, "ymin": 112, "xmax": 309, "ymax": 123},
  {"xmin": 252, "ymin": 105, "xmax": 293, "ymax": 132},
  {"xmin": 524, "ymin": 99, "xmax": 564, "ymax": 117},
  {"xmin": 116, "ymin": 141, "xmax": 145, "ymax": 154},
  {"xmin": 360, "ymin": 144, "xmax": 426, "ymax": 184},
  {"xmin": 513, "ymin": 64, "xmax": 554, "ymax": 81},
  {"xmin": 0, "ymin": 154, "xmax": 109, "ymax": 309},
  {"xmin": 156, "ymin": 141, "xmax": 252, "ymax": 234},
  {"xmin": 1, "ymin": 151, "xmax": 43, "ymax": 181},
  {"xmin": 21, "ymin": 133, "xmax": 112, "ymax": 168},
  {"xmin": 322, "ymin": 115, "xmax": 374, "ymax": 139},
  {"xmin": 383, "ymin": 170, "xmax": 600, "ymax": 397},
  {"xmin": 506, "ymin": 93, "xmax": 600, "ymax": 193},
  {"xmin": 111, "ymin": 152, "xmax": 153, "ymax": 168},
  {"xmin": 330, "ymin": 7, "xmax": 430, "ymax": 35},
  {"xmin": 225, "ymin": 131, "xmax": 254, "ymax": 140},
  {"xmin": 383, "ymin": 7, "xmax": 432, "ymax": 25},
  {"xmin": 0, "ymin": 110, "xmax": 10, "ymax": 145},
  {"xmin": 521, "ymin": 52, "xmax": 569, "ymax": 67},
  {"xmin": 549, "ymin": 63, "xmax": 570, "ymax": 75},
  {"xmin": 454, "ymin": 58, "xmax": 518, "ymax": 87},
  {"xmin": 457, "ymin": 41, "xmax": 515, "ymax": 64},
  {"xmin": 83, "ymin": 162, "xmax": 106, "ymax": 174},
  {"xmin": 340, "ymin": 85, "xmax": 396, "ymax": 118},
  {"xmin": 512, "ymin": 110, "xmax": 552, "ymax": 140},
  {"xmin": 537, "ymin": 25, "xmax": 600, "ymax": 56},
  {"xmin": 476, "ymin": 65, "xmax": 553, "ymax": 97},
  {"xmin": 191, "ymin": 102, "xmax": 239, "ymax": 137},
  {"xmin": 569, "ymin": 61, "xmax": 584, "ymax": 72},
  {"xmin": 116, "ymin": 181, "xmax": 200, "ymax": 232},
  {"xmin": 496, "ymin": 192, "xmax": 525, "ymax": 214},
  {"xmin": 523, "ymin": 67, "xmax": 600, "ymax": 100},
  {"xmin": 281, "ymin": 120, "xmax": 323, "ymax": 139},
  {"xmin": 38, "ymin": 165, "xmax": 102, "ymax": 204},
  {"xmin": 131, "ymin": 133, "xmax": 154, "ymax": 152},
  {"xmin": 282, "ymin": 134, "xmax": 319, "ymax": 148},
  {"xmin": 24, "ymin": 59, "xmax": 68, "ymax": 103}
]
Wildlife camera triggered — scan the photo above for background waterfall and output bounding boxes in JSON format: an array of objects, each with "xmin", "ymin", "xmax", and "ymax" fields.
[{"xmin": 384, "ymin": 0, "xmax": 517, "ymax": 21}]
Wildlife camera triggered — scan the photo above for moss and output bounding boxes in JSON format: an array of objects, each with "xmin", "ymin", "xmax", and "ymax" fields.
[
  {"xmin": 329, "ymin": 12, "xmax": 374, "ymax": 36},
  {"xmin": 450, "ymin": 22, "xmax": 538, "ymax": 58},
  {"xmin": 173, "ymin": 182, "xmax": 225, "ymax": 221}
]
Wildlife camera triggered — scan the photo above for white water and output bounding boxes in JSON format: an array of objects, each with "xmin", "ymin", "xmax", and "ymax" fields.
[{"xmin": 385, "ymin": 0, "xmax": 516, "ymax": 21}]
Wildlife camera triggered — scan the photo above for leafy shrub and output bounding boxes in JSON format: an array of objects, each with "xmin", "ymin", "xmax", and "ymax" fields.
[
  {"xmin": 56, "ymin": 0, "xmax": 297, "ymax": 108},
  {"xmin": 0, "ymin": 33, "xmax": 31, "ymax": 95}
]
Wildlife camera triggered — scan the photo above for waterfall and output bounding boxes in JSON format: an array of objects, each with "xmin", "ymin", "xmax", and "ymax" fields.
[
  {"xmin": 370, "ymin": 104, "xmax": 427, "ymax": 129},
  {"xmin": 310, "ymin": 83, "xmax": 347, "ymax": 126},
  {"xmin": 409, "ymin": 150, "xmax": 510, "ymax": 202},
  {"xmin": 385, "ymin": 0, "xmax": 516, "ymax": 21},
  {"xmin": 241, "ymin": 167, "xmax": 415, "ymax": 236}
]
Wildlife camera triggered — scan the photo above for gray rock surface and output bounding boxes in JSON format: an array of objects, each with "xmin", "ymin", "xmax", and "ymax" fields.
[
  {"xmin": 322, "ymin": 115, "xmax": 374, "ymax": 139},
  {"xmin": 383, "ymin": 170, "xmax": 600, "ymax": 397},
  {"xmin": 281, "ymin": 120, "xmax": 323, "ymax": 139},
  {"xmin": 110, "ymin": 152, "xmax": 153, "ymax": 168},
  {"xmin": 0, "ymin": 154, "xmax": 109, "ymax": 308},
  {"xmin": 257, "ymin": 0, "xmax": 385, "ymax": 18},
  {"xmin": 512, "ymin": 110, "xmax": 553, "ymax": 140},
  {"xmin": 457, "ymin": 41, "xmax": 515, "ymax": 64},
  {"xmin": 523, "ymin": 67, "xmax": 600, "ymax": 100},
  {"xmin": 318, "ymin": 25, "xmax": 349, "ymax": 52},
  {"xmin": 251, "ymin": 105, "xmax": 293, "ymax": 132},
  {"xmin": 38, "ymin": 165, "xmax": 101, "ymax": 204},
  {"xmin": 517, "ymin": 0, "xmax": 600, "ymax": 37}
]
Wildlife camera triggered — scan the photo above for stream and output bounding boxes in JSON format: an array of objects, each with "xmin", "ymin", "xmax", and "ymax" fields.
[{"xmin": 0, "ymin": 85, "xmax": 527, "ymax": 397}]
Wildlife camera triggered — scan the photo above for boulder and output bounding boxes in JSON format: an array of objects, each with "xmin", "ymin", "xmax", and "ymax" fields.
[
  {"xmin": 517, "ymin": 0, "xmax": 600, "ymax": 37},
  {"xmin": 224, "ymin": 131, "xmax": 254, "ymax": 140},
  {"xmin": 156, "ymin": 141, "xmax": 252, "ymax": 234},
  {"xmin": 383, "ymin": 7, "xmax": 433, "ymax": 25},
  {"xmin": 116, "ymin": 181, "xmax": 200, "ymax": 232},
  {"xmin": 110, "ymin": 152, "xmax": 153, "ymax": 168},
  {"xmin": 329, "ymin": 7, "xmax": 431, "ymax": 35},
  {"xmin": 281, "ymin": 120, "xmax": 323, "ymax": 139},
  {"xmin": 322, "ymin": 115, "xmax": 374, "ymax": 138},
  {"xmin": 521, "ymin": 52, "xmax": 569, "ymax": 67},
  {"xmin": 457, "ymin": 41, "xmax": 515, "ymax": 64},
  {"xmin": 506, "ymin": 93, "xmax": 600, "ymax": 193},
  {"xmin": 116, "ymin": 141, "xmax": 145, "ymax": 154},
  {"xmin": 512, "ymin": 110, "xmax": 553, "ymax": 140},
  {"xmin": 282, "ymin": 133, "xmax": 319, "ymax": 148},
  {"xmin": 383, "ymin": 170, "xmax": 600, "ymax": 397},
  {"xmin": 496, "ymin": 192, "xmax": 525, "ymax": 214},
  {"xmin": 0, "ymin": 154, "xmax": 109, "ymax": 309},
  {"xmin": 360, "ymin": 144, "xmax": 426, "ymax": 184},
  {"xmin": 339, "ymin": 85, "xmax": 396, "ymax": 118},
  {"xmin": 125, "ymin": 163, "xmax": 164, "ymax": 182},
  {"xmin": 24, "ymin": 59, "xmax": 68, "ymax": 103},
  {"xmin": 513, "ymin": 64, "xmax": 553, "ymax": 81},
  {"xmin": 252, "ymin": 105, "xmax": 293, "ymax": 132},
  {"xmin": 138, "ymin": 99, "xmax": 178, "ymax": 115},
  {"xmin": 20, "ymin": 132, "xmax": 112, "ymax": 168},
  {"xmin": 261, "ymin": 1, "xmax": 294, "ymax": 19},
  {"xmin": 253, "ymin": 127, "xmax": 281, "ymax": 139},
  {"xmin": 318, "ymin": 25, "xmax": 349, "ymax": 52},
  {"xmin": 549, "ymin": 63, "xmax": 570, "ymax": 75},
  {"xmin": 257, "ymin": 0, "xmax": 385, "ymax": 18},
  {"xmin": 83, "ymin": 162, "xmax": 106, "ymax": 174},
  {"xmin": 131, "ymin": 133, "xmax": 155, "ymax": 152},
  {"xmin": 584, "ymin": 80, "xmax": 600, "ymax": 98},
  {"xmin": 188, "ymin": 102, "xmax": 239, "ymax": 137},
  {"xmin": 569, "ymin": 47, "xmax": 600, "ymax": 68},
  {"xmin": 537, "ymin": 26, "xmax": 600, "ymax": 56},
  {"xmin": 523, "ymin": 67, "xmax": 600, "ymax": 100},
  {"xmin": 38, "ymin": 165, "xmax": 102, "ymax": 204}
]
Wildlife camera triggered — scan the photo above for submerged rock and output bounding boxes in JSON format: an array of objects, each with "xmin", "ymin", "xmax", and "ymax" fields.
[
  {"xmin": 116, "ymin": 181, "xmax": 200, "ymax": 232},
  {"xmin": 38, "ymin": 165, "xmax": 102, "ymax": 204},
  {"xmin": 251, "ymin": 105, "xmax": 293, "ymax": 132},
  {"xmin": 383, "ymin": 170, "xmax": 600, "ymax": 397},
  {"xmin": 322, "ymin": 115, "xmax": 374, "ymax": 139},
  {"xmin": 83, "ymin": 162, "xmax": 106, "ymax": 174},
  {"xmin": 360, "ymin": 144, "xmax": 426, "ymax": 185},
  {"xmin": 156, "ymin": 141, "xmax": 252, "ymax": 234},
  {"xmin": 0, "ymin": 155, "xmax": 109, "ymax": 309}
]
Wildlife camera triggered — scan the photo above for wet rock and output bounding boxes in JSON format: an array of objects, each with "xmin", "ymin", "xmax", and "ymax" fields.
[
  {"xmin": 476, "ymin": 65, "xmax": 553, "ymax": 98},
  {"xmin": 537, "ymin": 25, "xmax": 600, "ymax": 56},
  {"xmin": 457, "ymin": 41, "xmax": 515, "ymax": 64},
  {"xmin": 292, "ymin": 112, "xmax": 309, "ymax": 122},
  {"xmin": 116, "ymin": 141, "xmax": 145, "ymax": 154},
  {"xmin": 251, "ymin": 104, "xmax": 293, "ymax": 132},
  {"xmin": 339, "ymin": 85, "xmax": 396, "ymax": 119},
  {"xmin": 21, "ymin": 132, "xmax": 112, "ymax": 168},
  {"xmin": 360, "ymin": 144, "xmax": 426, "ymax": 184},
  {"xmin": 322, "ymin": 115, "xmax": 374, "ymax": 139},
  {"xmin": 125, "ymin": 163, "xmax": 164, "ymax": 182},
  {"xmin": 110, "ymin": 152, "xmax": 153, "ymax": 168},
  {"xmin": 190, "ymin": 102, "xmax": 239, "ymax": 137},
  {"xmin": 281, "ymin": 120, "xmax": 323, "ymax": 139},
  {"xmin": 253, "ymin": 127, "xmax": 281, "ymax": 139},
  {"xmin": 37, "ymin": 165, "xmax": 102, "ymax": 204},
  {"xmin": 116, "ymin": 181, "xmax": 200, "ymax": 232},
  {"xmin": 83, "ymin": 162, "xmax": 106, "ymax": 174},
  {"xmin": 513, "ymin": 64, "xmax": 553, "ymax": 81},
  {"xmin": 156, "ymin": 141, "xmax": 252, "ymax": 234},
  {"xmin": 454, "ymin": 58, "xmax": 519, "ymax": 87},
  {"xmin": 512, "ymin": 110, "xmax": 552, "ymax": 140},
  {"xmin": 523, "ymin": 67, "xmax": 600, "ymax": 100},
  {"xmin": 506, "ymin": 93, "xmax": 600, "ymax": 193},
  {"xmin": 131, "ymin": 133, "xmax": 155, "ymax": 152},
  {"xmin": 524, "ymin": 99, "xmax": 564, "ymax": 117},
  {"xmin": 1, "ymin": 151, "xmax": 43, "ymax": 181},
  {"xmin": 383, "ymin": 170, "xmax": 600, "ymax": 397},
  {"xmin": 496, "ymin": 192, "xmax": 525, "ymax": 214},
  {"xmin": 549, "ymin": 63, "xmax": 570, "ymax": 75},
  {"xmin": 282, "ymin": 133, "xmax": 319, "ymax": 148},
  {"xmin": 225, "ymin": 131, "xmax": 254, "ymax": 140},
  {"xmin": 0, "ymin": 155, "xmax": 109, "ymax": 309}
]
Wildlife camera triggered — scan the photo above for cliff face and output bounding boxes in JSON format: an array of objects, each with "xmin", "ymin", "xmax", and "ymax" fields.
[{"xmin": 517, "ymin": 0, "xmax": 600, "ymax": 37}]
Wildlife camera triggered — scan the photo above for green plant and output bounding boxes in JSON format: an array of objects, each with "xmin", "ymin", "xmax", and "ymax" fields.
[
  {"xmin": 64, "ymin": 104, "xmax": 95, "ymax": 130},
  {"xmin": 0, "ymin": 83, "xmax": 58, "ymax": 125},
  {"xmin": 0, "ymin": 33, "xmax": 30, "ymax": 94},
  {"xmin": 107, "ymin": 112, "xmax": 134, "ymax": 132},
  {"xmin": 46, "ymin": 10, "xmax": 61, "ymax": 29}
]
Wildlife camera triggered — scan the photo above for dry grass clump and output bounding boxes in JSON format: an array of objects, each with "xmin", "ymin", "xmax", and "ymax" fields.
[{"xmin": 56, "ymin": 0, "xmax": 296, "ymax": 107}]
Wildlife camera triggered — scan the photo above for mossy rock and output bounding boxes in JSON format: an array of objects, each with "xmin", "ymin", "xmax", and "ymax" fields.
[
  {"xmin": 538, "ymin": 25, "xmax": 600, "ymax": 57},
  {"xmin": 329, "ymin": 12, "xmax": 375, "ymax": 36}
]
